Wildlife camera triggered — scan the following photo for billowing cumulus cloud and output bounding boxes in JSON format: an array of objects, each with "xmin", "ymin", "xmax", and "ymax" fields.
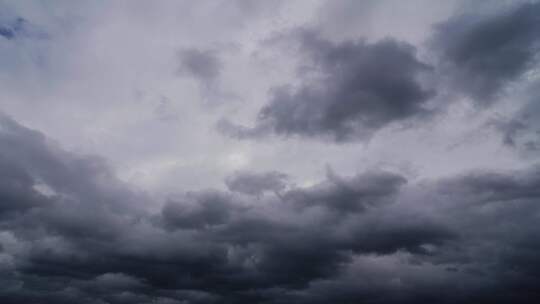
[
  {"xmin": 2, "ymin": 115, "xmax": 540, "ymax": 303},
  {"xmin": 2, "ymin": 1, "xmax": 540, "ymax": 303},
  {"xmin": 221, "ymin": 30, "xmax": 434, "ymax": 142}
]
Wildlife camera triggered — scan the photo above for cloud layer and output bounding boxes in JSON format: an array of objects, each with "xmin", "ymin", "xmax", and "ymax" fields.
[
  {"xmin": 1, "ymin": 1, "xmax": 540, "ymax": 303},
  {"xmin": 2, "ymin": 114, "xmax": 540, "ymax": 303}
]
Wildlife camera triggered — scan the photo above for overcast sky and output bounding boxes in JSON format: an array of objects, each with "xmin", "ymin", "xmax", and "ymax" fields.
[{"xmin": 1, "ymin": 0, "xmax": 540, "ymax": 303}]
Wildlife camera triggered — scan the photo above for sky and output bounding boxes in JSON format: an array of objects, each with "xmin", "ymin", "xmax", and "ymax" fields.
[{"xmin": 1, "ymin": 0, "xmax": 540, "ymax": 303}]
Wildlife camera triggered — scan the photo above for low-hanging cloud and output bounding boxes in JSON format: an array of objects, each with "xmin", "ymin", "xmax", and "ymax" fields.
[
  {"xmin": 2, "ymin": 115, "xmax": 540, "ymax": 303},
  {"xmin": 2, "ymin": 1, "xmax": 540, "ymax": 303}
]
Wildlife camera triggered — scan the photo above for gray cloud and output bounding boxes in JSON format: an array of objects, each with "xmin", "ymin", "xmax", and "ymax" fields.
[
  {"xmin": 178, "ymin": 48, "xmax": 222, "ymax": 88},
  {"xmin": 431, "ymin": 2, "xmax": 540, "ymax": 103},
  {"xmin": 1, "ymin": 114, "xmax": 540, "ymax": 303},
  {"xmin": 161, "ymin": 190, "xmax": 239, "ymax": 230},
  {"xmin": 177, "ymin": 47, "xmax": 238, "ymax": 106},
  {"xmin": 492, "ymin": 82, "xmax": 540, "ymax": 153},
  {"xmin": 0, "ymin": 17, "xmax": 26, "ymax": 40},
  {"xmin": 283, "ymin": 167, "xmax": 406, "ymax": 213},
  {"xmin": 0, "ymin": 116, "xmax": 463, "ymax": 303},
  {"xmin": 1, "ymin": 1, "xmax": 540, "ymax": 303},
  {"xmin": 220, "ymin": 29, "xmax": 434, "ymax": 142},
  {"xmin": 225, "ymin": 170, "xmax": 288, "ymax": 197}
]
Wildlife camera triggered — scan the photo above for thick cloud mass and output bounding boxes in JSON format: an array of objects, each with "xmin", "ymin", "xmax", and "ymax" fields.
[
  {"xmin": 283, "ymin": 168, "xmax": 406, "ymax": 213},
  {"xmin": 1, "ymin": 115, "xmax": 540, "ymax": 303},
  {"xmin": 221, "ymin": 30, "xmax": 434, "ymax": 142},
  {"xmin": 432, "ymin": 2, "xmax": 540, "ymax": 102},
  {"xmin": 2, "ymin": 1, "xmax": 540, "ymax": 303}
]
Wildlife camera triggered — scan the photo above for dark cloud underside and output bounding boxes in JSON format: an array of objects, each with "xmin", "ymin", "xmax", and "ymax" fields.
[
  {"xmin": 221, "ymin": 30, "xmax": 434, "ymax": 142},
  {"xmin": 225, "ymin": 170, "xmax": 288, "ymax": 197},
  {"xmin": 2, "ymin": 1, "xmax": 540, "ymax": 303},
  {"xmin": 431, "ymin": 2, "xmax": 540, "ymax": 103},
  {"xmin": 1, "ymin": 115, "xmax": 540, "ymax": 303}
]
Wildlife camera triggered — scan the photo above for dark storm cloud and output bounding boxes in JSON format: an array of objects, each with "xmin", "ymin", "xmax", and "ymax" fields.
[
  {"xmin": 431, "ymin": 2, "xmax": 540, "ymax": 103},
  {"xmin": 2, "ymin": 1, "xmax": 540, "ymax": 303},
  {"xmin": 225, "ymin": 170, "xmax": 288, "ymax": 197},
  {"xmin": 209, "ymin": 170, "xmax": 453, "ymax": 291},
  {"xmin": 419, "ymin": 166, "xmax": 540, "ymax": 303},
  {"xmin": 0, "ymin": 112, "xmax": 125, "ymax": 219},
  {"xmin": 0, "ymin": 115, "xmax": 452, "ymax": 303},
  {"xmin": 252, "ymin": 165, "xmax": 540, "ymax": 304},
  {"xmin": 2, "ymin": 114, "xmax": 540, "ymax": 303},
  {"xmin": 220, "ymin": 30, "xmax": 434, "ymax": 142},
  {"xmin": 0, "ymin": 154, "xmax": 50, "ymax": 216}
]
